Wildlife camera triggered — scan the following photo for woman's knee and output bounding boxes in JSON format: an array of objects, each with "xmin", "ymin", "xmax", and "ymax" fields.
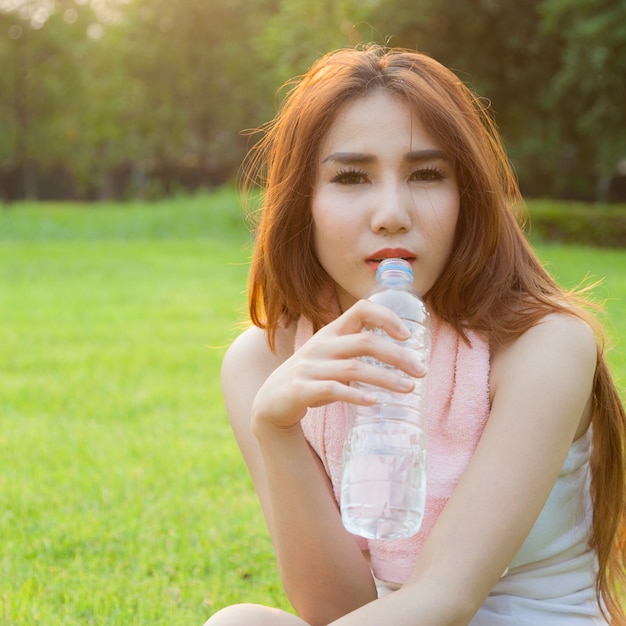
[
  {"xmin": 204, "ymin": 604, "xmax": 260, "ymax": 625},
  {"xmin": 204, "ymin": 603, "xmax": 307, "ymax": 626}
]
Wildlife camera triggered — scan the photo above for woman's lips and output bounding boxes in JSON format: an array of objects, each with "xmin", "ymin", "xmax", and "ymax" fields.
[{"xmin": 366, "ymin": 248, "xmax": 416, "ymax": 270}]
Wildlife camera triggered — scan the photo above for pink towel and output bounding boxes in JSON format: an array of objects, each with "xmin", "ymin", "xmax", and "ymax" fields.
[{"xmin": 297, "ymin": 313, "xmax": 491, "ymax": 584}]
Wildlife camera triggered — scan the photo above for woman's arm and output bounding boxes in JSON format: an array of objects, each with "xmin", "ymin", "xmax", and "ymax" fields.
[
  {"xmin": 221, "ymin": 301, "xmax": 426, "ymax": 625},
  {"xmin": 323, "ymin": 312, "xmax": 597, "ymax": 626}
]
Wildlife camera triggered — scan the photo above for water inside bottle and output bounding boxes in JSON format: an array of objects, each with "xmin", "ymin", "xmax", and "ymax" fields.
[{"xmin": 340, "ymin": 420, "xmax": 427, "ymax": 539}]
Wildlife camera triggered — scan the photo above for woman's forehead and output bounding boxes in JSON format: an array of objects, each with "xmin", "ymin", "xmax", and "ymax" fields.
[{"xmin": 318, "ymin": 91, "xmax": 444, "ymax": 160}]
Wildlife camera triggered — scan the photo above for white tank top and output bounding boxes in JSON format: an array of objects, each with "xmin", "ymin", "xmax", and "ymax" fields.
[{"xmin": 470, "ymin": 428, "xmax": 604, "ymax": 624}]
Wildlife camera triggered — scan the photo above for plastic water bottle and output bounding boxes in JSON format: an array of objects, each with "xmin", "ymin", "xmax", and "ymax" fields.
[{"xmin": 340, "ymin": 258, "xmax": 430, "ymax": 540}]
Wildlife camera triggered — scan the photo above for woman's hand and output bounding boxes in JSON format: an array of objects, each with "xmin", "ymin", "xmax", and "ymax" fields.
[{"xmin": 251, "ymin": 299, "xmax": 427, "ymax": 435}]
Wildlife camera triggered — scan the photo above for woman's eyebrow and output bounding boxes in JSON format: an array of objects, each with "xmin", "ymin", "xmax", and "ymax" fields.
[
  {"xmin": 321, "ymin": 149, "xmax": 449, "ymax": 165},
  {"xmin": 405, "ymin": 149, "xmax": 449, "ymax": 163},
  {"xmin": 321, "ymin": 152, "xmax": 375, "ymax": 165}
]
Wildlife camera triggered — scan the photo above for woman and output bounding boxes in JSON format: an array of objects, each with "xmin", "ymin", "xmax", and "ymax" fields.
[{"xmin": 208, "ymin": 46, "xmax": 626, "ymax": 625}]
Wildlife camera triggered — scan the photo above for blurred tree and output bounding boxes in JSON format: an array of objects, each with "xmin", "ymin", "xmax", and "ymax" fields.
[
  {"xmin": 64, "ymin": 17, "xmax": 140, "ymax": 199},
  {"xmin": 0, "ymin": 0, "xmax": 127, "ymax": 201},
  {"xmin": 121, "ymin": 0, "xmax": 284, "ymax": 195},
  {"xmin": 539, "ymin": 0, "xmax": 626, "ymax": 200},
  {"xmin": 0, "ymin": 11, "xmax": 23, "ymax": 201},
  {"xmin": 0, "ymin": 8, "xmax": 80, "ymax": 199},
  {"xmin": 1, "ymin": 0, "xmax": 622, "ymax": 201}
]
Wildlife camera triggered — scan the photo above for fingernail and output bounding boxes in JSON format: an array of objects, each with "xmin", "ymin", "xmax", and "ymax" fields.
[
  {"xmin": 399, "ymin": 377, "xmax": 414, "ymax": 391},
  {"xmin": 411, "ymin": 360, "xmax": 427, "ymax": 377}
]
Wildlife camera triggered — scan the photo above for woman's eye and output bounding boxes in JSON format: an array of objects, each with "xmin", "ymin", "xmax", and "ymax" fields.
[
  {"xmin": 410, "ymin": 167, "xmax": 446, "ymax": 182},
  {"xmin": 330, "ymin": 169, "xmax": 368, "ymax": 185}
]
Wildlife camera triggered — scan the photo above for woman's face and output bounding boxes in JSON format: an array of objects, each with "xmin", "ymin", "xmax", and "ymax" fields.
[{"xmin": 312, "ymin": 90, "xmax": 460, "ymax": 311}]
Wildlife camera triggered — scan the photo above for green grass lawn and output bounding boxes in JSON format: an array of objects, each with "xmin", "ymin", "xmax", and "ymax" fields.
[
  {"xmin": 0, "ymin": 192, "xmax": 624, "ymax": 624},
  {"xmin": 0, "ymin": 191, "xmax": 287, "ymax": 625}
]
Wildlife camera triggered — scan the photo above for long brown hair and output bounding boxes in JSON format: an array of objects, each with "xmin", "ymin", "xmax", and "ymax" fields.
[{"xmin": 242, "ymin": 45, "xmax": 626, "ymax": 621}]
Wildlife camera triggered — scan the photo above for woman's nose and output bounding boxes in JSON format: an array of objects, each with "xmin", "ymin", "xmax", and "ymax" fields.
[{"xmin": 370, "ymin": 182, "xmax": 412, "ymax": 233}]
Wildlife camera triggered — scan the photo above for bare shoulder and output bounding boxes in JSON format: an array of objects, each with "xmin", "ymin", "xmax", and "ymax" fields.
[
  {"xmin": 221, "ymin": 325, "xmax": 277, "ymax": 378},
  {"xmin": 492, "ymin": 312, "xmax": 597, "ymax": 374},
  {"xmin": 490, "ymin": 312, "xmax": 597, "ymax": 438},
  {"xmin": 221, "ymin": 323, "xmax": 297, "ymax": 411}
]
